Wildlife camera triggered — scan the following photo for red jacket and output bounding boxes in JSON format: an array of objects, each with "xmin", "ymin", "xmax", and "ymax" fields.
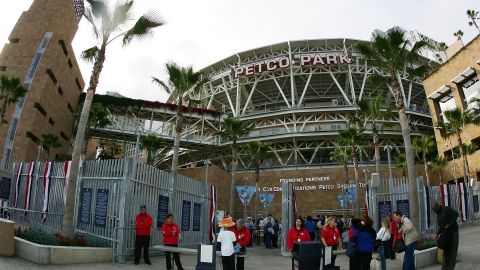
[
  {"xmin": 162, "ymin": 222, "xmax": 180, "ymax": 245},
  {"xmin": 232, "ymin": 227, "xmax": 251, "ymax": 247},
  {"xmin": 390, "ymin": 219, "xmax": 400, "ymax": 247},
  {"xmin": 321, "ymin": 225, "xmax": 340, "ymax": 246},
  {"xmin": 135, "ymin": 213, "xmax": 153, "ymax": 236},
  {"xmin": 287, "ymin": 227, "xmax": 311, "ymax": 250}
]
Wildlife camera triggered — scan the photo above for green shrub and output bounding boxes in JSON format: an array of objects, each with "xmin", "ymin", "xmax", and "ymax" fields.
[{"xmin": 15, "ymin": 228, "xmax": 109, "ymax": 247}]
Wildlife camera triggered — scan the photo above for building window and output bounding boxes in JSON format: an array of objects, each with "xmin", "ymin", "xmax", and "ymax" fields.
[
  {"xmin": 75, "ymin": 78, "xmax": 83, "ymax": 91},
  {"xmin": 452, "ymin": 68, "xmax": 480, "ymax": 107},
  {"xmin": 67, "ymin": 103, "xmax": 74, "ymax": 113},
  {"xmin": 471, "ymin": 136, "xmax": 480, "ymax": 149},
  {"xmin": 26, "ymin": 131, "xmax": 40, "ymax": 143},
  {"xmin": 9, "ymin": 38, "xmax": 19, "ymax": 43},
  {"xmin": 34, "ymin": 102, "xmax": 47, "ymax": 116},
  {"xmin": 59, "ymin": 40, "xmax": 68, "ymax": 56},
  {"xmin": 46, "ymin": 69, "xmax": 57, "ymax": 84},
  {"xmin": 57, "ymin": 86, "xmax": 64, "ymax": 96},
  {"xmin": 331, "ymin": 123, "xmax": 343, "ymax": 130},
  {"xmin": 68, "ymin": 59, "xmax": 73, "ymax": 68},
  {"xmin": 48, "ymin": 118, "xmax": 55, "ymax": 126},
  {"xmin": 60, "ymin": 131, "xmax": 68, "ymax": 141}
]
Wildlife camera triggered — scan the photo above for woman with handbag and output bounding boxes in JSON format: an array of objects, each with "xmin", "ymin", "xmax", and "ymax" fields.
[
  {"xmin": 321, "ymin": 216, "xmax": 342, "ymax": 270},
  {"xmin": 376, "ymin": 217, "xmax": 392, "ymax": 270}
]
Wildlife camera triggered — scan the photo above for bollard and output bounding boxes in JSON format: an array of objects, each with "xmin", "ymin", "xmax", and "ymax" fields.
[{"xmin": 0, "ymin": 218, "xmax": 15, "ymax": 257}]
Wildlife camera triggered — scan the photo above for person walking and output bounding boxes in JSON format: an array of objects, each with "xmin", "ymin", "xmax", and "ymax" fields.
[
  {"xmin": 321, "ymin": 216, "xmax": 342, "ymax": 270},
  {"xmin": 134, "ymin": 205, "xmax": 152, "ymax": 265},
  {"xmin": 432, "ymin": 202, "xmax": 459, "ymax": 270},
  {"xmin": 162, "ymin": 213, "xmax": 184, "ymax": 270},
  {"xmin": 217, "ymin": 216, "xmax": 237, "ymax": 270},
  {"xmin": 232, "ymin": 219, "xmax": 251, "ymax": 270},
  {"xmin": 304, "ymin": 216, "xmax": 317, "ymax": 241},
  {"xmin": 393, "ymin": 211, "xmax": 418, "ymax": 270},
  {"xmin": 376, "ymin": 217, "xmax": 392, "ymax": 270}
]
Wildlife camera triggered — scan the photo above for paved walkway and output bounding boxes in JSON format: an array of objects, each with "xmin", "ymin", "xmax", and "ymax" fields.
[{"xmin": 1, "ymin": 223, "xmax": 479, "ymax": 269}]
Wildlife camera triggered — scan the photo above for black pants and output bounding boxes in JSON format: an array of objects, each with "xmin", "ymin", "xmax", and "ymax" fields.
[
  {"xmin": 272, "ymin": 234, "xmax": 278, "ymax": 248},
  {"xmin": 165, "ymin": 244, "xmax": 183, "ymax": 270},
  {"xmin": 236, "ymin": 255, "xmax": 245, "ymax": 270},
  {"xmin": 134, "ymin": 235, "xmax": 150, "ymax": 263},
  {"xmin": 248, "ymin": 229, "xmax": 253, "ymax": 247},
  {"xmin": 221, "ymin": 255, "xmax": 235, "ymax": 270},
  {"xmin": 358, "ymin": 251, "xmax": 373, "ymax": 270}
]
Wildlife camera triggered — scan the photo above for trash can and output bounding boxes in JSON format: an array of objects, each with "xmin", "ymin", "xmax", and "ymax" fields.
[
  {"xmin": 0, "ymin": 218, "xmax": 15, "ymax": 257},
  {"xmin": 292, "ymin": 241, "xmax": 322, "ymax": 270}
]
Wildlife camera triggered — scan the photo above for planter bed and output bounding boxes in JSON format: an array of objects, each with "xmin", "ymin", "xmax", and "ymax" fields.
[
  {"xmin": 396, "ymin": 247, "xmax": 438, "ymax": 268},
  {"xmin": 15, "ymin": 237, "xmax": 113, "ymax": 265}
]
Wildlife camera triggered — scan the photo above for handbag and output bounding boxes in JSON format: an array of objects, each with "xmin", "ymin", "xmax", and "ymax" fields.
[
  {"xmin": 394, "ymin": 238, "xmax": 406, "ymax": 253},
  {"xmin": 436, "ymin": 248, "xmax": 444, "ymax": 264},
  {"xmin": 374, "ymin": 230, "xmax": 386, "ymax": 252}
]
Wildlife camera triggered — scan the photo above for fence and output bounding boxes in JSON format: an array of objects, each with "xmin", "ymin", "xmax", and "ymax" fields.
[{"xmin": 2, "ymin": 158, "xmax": 213, "ymax": 262}]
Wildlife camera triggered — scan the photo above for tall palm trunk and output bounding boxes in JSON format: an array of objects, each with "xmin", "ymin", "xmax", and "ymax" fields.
[
  {"xmin": 343, "ymin": 162, "xmax": 349, "ymax": 217},
  {"xmin": 254, "ymin": 163, "xmax": 260, "ymax": 223},
  {"xmin": 62, "ymin": 43, "xmax": 107, "ymax": 237},
  {"xmin": 456, "ymin": 133, "xmax": 469, "ymax": 183},
  {"xmin": 438, "ymin": 171, "xmax": 443, "ymax": 183},
  {"xmin": 422, "ymin": 153, "xmax": 430, "ymax": 186},
  {"xmin": 229, "ymin": 141, "xmax": 238, "ymax": 214},
  {"xmin": 171, "ymin": 110, "xmax": 184, "ymax": 173},
  {"xmin": 351, "ymin": 146, "xmax": 360, "ymax": 217},
  {"xmin": 392, "ymin": 76, "xmax": 419, "ymax": 230},
  {"xmin": 372, "ymin": 126, "xmax": 381, "ymax": 174}
]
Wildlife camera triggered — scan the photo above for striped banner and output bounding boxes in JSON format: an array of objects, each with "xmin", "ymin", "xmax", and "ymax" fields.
[
  {"xmin": 41, "ymin": 162, "xmax": 53, "ymax": 222},
  {"xmin": 209, "ymin": 185, "xmax": 217, "ymax": 243},
  {"xmin": 23, "ymin": 162, "xmax": 36, "ymax": 213},
  {"xmin": 13, "ymin": 163, "xmax": 24, "ymax": 208},
  {"xmin": 63, "ymin": 161, "xmax": 71, "ymax": 206},
  {"xmin": 440, "ymin": 184, "xmax": 450, "ymax": 207},
  {"xmin": 424, "ymin": 186, "xmax": 431, "ymax": 228},
  {"xmin": 365, "ymin": 184, "xmax": 370, "ymax": 216},
  {"xmin": 458, "ymin": 182, "xmax": 468, "ymax": 222}
]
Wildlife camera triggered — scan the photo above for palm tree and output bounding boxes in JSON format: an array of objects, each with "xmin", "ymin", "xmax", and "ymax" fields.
[
  {"xmin": 97, "ymin": 140, "xmax": 123, "ymax": 159},
  {"xmin": 338, "ymin": 125, "xmax": 365, "ymax": 216},
  {"xmin": 467, "ymin": 9, "xmax": 480, "ymax": 33},
  {"xmin": 429, "ymin": 156, "xmax": 448, "ymax": 183},
  {"xmin": 243, "ymin": 141, "xmax": 274, "ymax": 220},
  {"xmin": 436, "ymin": 107, "xmax": 480, "ymax": 184},
  {"xmin": 453, "ymin": 143, "xmax": 478, "ymax": 177},
  {"xmin": 437, "ymin": 42, "xmax": 449, "ymax": 62},
  {"xmin": 413, "ymin": 137, "xmax": 436, "ymax": 186},
  {"xmin": 152, "ymin": 63, "xmax": 209, "ymax": 173},
  {"xmin": 140, "ymin": 133, "xmax": 163, "ymax": 165},
  {"xmin": 356, "ymin": 27, "xmax": 430, "ymax": 228},
  {"xmin": 358, "ymin": 94, "xmax": 394, "ymax": 174},
  {"xmin": 217, "ymin": 118, "xmax": 252, "ymax": 213},
  {"xmin": 330, "ymin": 145, "xmax": 352, "ymax": 216},
  {"xmin": 0, "ymin": 74, "xmax": 27, "ymax": 124},
  {"xmin": 454, "ymin": 30, "xmax": 464, "ymax": 42},
  {"xmin": 393, "ymin": 153, "xmax": 407, "ymax": 178},
  {"xmin": 40, "ymin": 133, "xmax": 62, "ymax": 161},
  {"xmin": 63, "ymin": 0, "xmax": 164, "ymax": 237}
]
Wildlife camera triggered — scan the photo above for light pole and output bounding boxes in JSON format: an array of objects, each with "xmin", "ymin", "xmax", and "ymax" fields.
[
  {"xmin": 383, "ymin": 145, "xmax": 393, "ymax": 181},
  {"xmin": 242, "ymin": 176, "xmax": 248, "ymax": 220}
]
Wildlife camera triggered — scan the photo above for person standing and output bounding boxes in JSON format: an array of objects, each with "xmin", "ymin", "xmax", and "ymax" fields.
[
  {"xmin": 245, "ymin": 217, "xmax": 254, "ymax": 247},
  {"xmin": 217, "ymin": 216, "xmax": 237, "ymax": 270},
  {"xmin": 264, "ymin": 217, "xmax": 274, "ymax": 248},
  {"xmin": 134, "ymin": 205, "xmax": 152, "ymax": 265},
  {"xmin": 388, "ymin": 213, "xmax": 399, "ymax": 260},
  {"xmin": 321, "ymin": 216, "xmax": 342, "ymax": 270},
  {"xmin": 287, "ymin": 217, "xmax": 311, "ymax": 269},
  {"xmin": 272, "ymin": 218, "xmax": 280, "ymax": 248},
  {"xmin": 393, "ymin": 211, "xmax": 418, "ymax": 270},
  {"xmin": 432, "ymin": 202, "xmax": 459, "ymax": 270},
  {"xmin": 304, "ymin": 216, "xmax": 316, "ymax": 241},
  {"xmin": 376, "ymin": 217, "xmax": 392, "ymax": 270},
  {"xmin": 232, "ymin": 219, "xmax": 251, "ymax": 270},
  {"xmin": 162, "ymin": 213, "xmax": 184, "ymax": 270},
  {"xmin": 348, "ymin": 218, "xmax": 362, "ymax": 270}
]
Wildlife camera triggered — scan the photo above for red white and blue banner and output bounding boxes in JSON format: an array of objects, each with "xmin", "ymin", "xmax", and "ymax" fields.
[
  {"xmin": 41, "ymin": 162, "xmax": 53, "ymax": 222},
  {"xmin": 63, "ymin": 161, "xmax": 71, "ymax": 206},
  {"xmin": 209, "ymin": 185, "xmax": 217, "ymax": 243},
  {"xmin": 365, "ymin": 185, "xmax": 370, "ymax": 216},
  {"xmin": 440, "ymin": 184, "xmax": 450, "ymax": 207},
  {"xmin": 458, "ymin": 182, "xmax": 468, "ymax": 222},
  {"xmin": 13, "ymin": 163, "xmax": 24, "ymax": 208},
  {"xmin": 23, "ymin": 162, "xmax": 36, "ymax": 213},
  {"xmin": 424, "ymin": 186, "xmax": 431, "ymax": 228}
]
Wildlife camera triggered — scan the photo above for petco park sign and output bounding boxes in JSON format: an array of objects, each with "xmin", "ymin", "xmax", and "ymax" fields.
[{"xmin": 234, "ymin": 52, "xmax": 352, "ymax": 78}]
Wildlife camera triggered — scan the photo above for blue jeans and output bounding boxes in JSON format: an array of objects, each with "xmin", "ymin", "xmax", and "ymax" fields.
[
  {"xmin": 402, "ymin": 242, "xmax": 416, "ymax": 270},
  {"xmin": 379, "ymin": 245, "xmax": 387, "ymax": 270}
]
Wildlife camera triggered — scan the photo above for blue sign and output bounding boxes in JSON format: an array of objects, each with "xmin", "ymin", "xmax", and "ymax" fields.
[
  {"xmin": 79, "ymin": 188, "xmax": 92, "ymax": 225},
  {"xmin": 193, "ymin": 203, "xmax": 201, "ymax": 231},
  {"xmin": 378, "ymin": 201, "xmax": 392, "ymax": 226},
  {"xmin": 157, "ymin": 195, "xmax": 169, "ymax": 228},
  {"xmin": 473, "ymin": 195, "xmax": 479, "ymax": 213},
  {"xmin": 94, "ymin": 189, "xmax": 109, "ymax": 228},
  {"xmin": 258, "ymin": 193, "xmax": 274, "ymax": 208},
  {"xmin": 0, "ymin": 177, "xmax": 11, "ymax": 200},
  {"xmin": 236, "ymin": 185, "xmax": 256, "ymax": 206},
  {"xmin": 336, "ymin": 194, "xmax": 347, "ymax": 209},
  {"xmin": 346, "ymin": 188, "xmax": 357, "ymax": 204},
  {"xmin": 181, "ymin": 200, "xmax": 191, "ymax": 231},
  {"xmin": 397, "ymin": 199, "xmax": 410, "ymax": 218}
]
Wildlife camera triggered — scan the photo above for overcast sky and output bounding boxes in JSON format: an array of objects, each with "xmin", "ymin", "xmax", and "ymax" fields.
[{"xmin": 0, "ymin": 0, "xmax": 478, "ymax": 102}]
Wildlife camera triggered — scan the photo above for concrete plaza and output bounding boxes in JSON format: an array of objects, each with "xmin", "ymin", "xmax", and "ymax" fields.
[{"xmin": 1, "ymin": 223, "xmax": 478, "ymax": 270}]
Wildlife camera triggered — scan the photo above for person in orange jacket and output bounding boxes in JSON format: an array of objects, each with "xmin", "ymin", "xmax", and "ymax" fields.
[
  {"xmin": 231, "ymin": 219, "xmax": 251, "ymax": 270},
  {"xmin": 162, "ymin": 213, "xmax": 183, "ymax": 270},
  {"xmin": 134, "ymin": 205, "xmax": 153, "ymax": 265}
]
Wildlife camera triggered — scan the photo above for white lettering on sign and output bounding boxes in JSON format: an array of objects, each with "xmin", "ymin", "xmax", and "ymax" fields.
[
  {"xmin": 279, "ymin": 176, "xmax": 330, "ymax": 183},
  {"xmin": 233, "ymin": 52, "xmax": 352, "ymax": 78}
]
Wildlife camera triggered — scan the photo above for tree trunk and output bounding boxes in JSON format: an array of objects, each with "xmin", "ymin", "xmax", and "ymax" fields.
[
  {"xmin": 439, "ymin": 171, "xmax": 443, "ymax": 183},
  {"xmin": 423, "ymin": 153, "xmax": 430, "ymax": 186},
  {"xmin": 352, "ymin": 146, "xmax": 360, "ymax": 217},
  {"xmin": 229, "ymin": 142, "xmax": 238, "ymax": 214},
  {"xmin": 171, "ymin": 111, "xmax": 183, "ymax": 173},
  {"xmin": 456, "ymin": 133, "xmax": 469, "ymax": 184},
  {"xmin": 254, "ymin": 165, "xmax": 260, "ymax": 224},
  {"xmin": 343, "ymin": 163, "xmax": 349, "ymax": 218},
  {"xmin": 62, "ymin": 43, "xmax": 107, "ymax": 237},
  {"xmin": 373, "ymin": 127, "xmax": 381, "ymax": 174}
]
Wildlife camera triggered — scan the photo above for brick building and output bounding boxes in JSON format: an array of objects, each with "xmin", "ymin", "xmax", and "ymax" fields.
[{"xmin": 0, "ymin": 0, "xmax": 85, "ymax": 169}]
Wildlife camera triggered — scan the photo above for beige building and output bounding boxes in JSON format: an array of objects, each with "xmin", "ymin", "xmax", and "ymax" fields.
[
  {"xmin": 423, "ymin": 36, "xmax": 480, "ymax": 183},
  {"xmin": 0, "ymin": 0, "xmax": 85, "ymax": 169}
]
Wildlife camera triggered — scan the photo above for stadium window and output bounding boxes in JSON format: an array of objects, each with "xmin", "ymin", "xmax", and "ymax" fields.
[
  {"xmin": 68, "ymin": 59, "xmax": 73, "ymax": 68},
  {"xmin": 57, "ymin": 86, "xmax": 64, "ymax": 96},
  {"xmin": 33, "ymin": 102, "xmax": 47, "ymax": 116},
  {"xmin": 452, "ymin": 68, "xmax": 480, "ymax": 108},
  {"xmin": 75, "ymin": 78, "xmax": 83, "ymax": 91},
  {"xmin": 471, "ymin": 136, "xmax": 480, "ymax": 149},
  {"xmin": 26, "ymin": 131, "xmax": 40, "ymax": 144},
  {"xmin": 48, "ymin": 118, "xmax": 55, "ymax": 126},
  {"xmin": 67, "ymin": 103, "xmax": 74, "ymax": 113},
  {"xmin": 59, "ymin": 40, "xmax": 68, "ymax": 56},
  {"xmin": 435, "ymin": 95, "xmax": 456, "ymax": 122},
  {"xmin": 46, "ymin": 69, "xmax": 57, "ymax": 84},
  {"xmin": 331, "ymin": 123, "xmax": 343, "ymax": 130},
  {"xmin": 0, "ymin": 66, "xmax": 6, "ymax": 71},
  {"xmin": 60, "ymin": 131, "xmax": 68, "ymax": 141}
]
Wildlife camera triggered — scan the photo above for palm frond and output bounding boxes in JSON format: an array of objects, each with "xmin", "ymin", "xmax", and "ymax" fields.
[
  {"xmin": 80, "ymin": 46, "xmax": 100, "ymax": 63},
  {"xmin": 151, "ymin": 76, "xmax": 172, "ymax": 94},
  {"xmin": 112, "ymin": 0, "xmax": 133, "ymax": 27},
  {"xmin": 87, "ymin": 0, "xmax": 109, "ymax": 19},
  {"xmin": 122, "ymin": 11, "xmax": 164, "ymax": 45},
  {"xmin": 83, "ymin": 9, "xmax": 100, "ymax": 39}
]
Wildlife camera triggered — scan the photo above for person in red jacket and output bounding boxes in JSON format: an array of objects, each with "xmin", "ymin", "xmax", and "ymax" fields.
[
  {"xmin": 134, "ymin": 205, "xmax": 153, "ymax": 265},
  {"xmin": 232, "ymin": 219, "xmax": 251, "ymax": 270},
  {"xmin": 388, "ymin": 213, "xmax": 399, "ymax": 260},
  {"xmin": 287, "ymin": 217, "xmax": 311, "ymax": 269},
  {"xmin": 321, "ymin": 216, "xmax": 342, "ymax": 270},
  {"xmin": 162, "ymin": 213, "xmax": 183, "ymax": 270}
]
